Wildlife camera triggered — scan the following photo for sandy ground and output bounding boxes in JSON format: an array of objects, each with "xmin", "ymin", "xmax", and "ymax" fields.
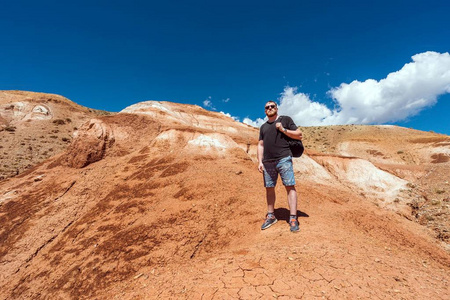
[
  {"xmin": 0, "ymin": 94, "xmax": 449, "ymax": 299},
  {"xmin": 0, "ymin": 91, "xmax": 112, "ymax": 179}
]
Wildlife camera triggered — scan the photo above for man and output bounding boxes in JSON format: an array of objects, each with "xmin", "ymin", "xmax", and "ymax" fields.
[{"xmin": 257, "ymin": 101, "xmax": 303, "ymax": 232}]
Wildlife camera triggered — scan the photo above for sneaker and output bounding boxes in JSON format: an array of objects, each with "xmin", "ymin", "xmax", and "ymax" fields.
[
  {"xmin": 261, "ymin": 215, "xmax": 277, "ymax": 230},
  {"xmin": 289, "ymin": 219, "xmax": 300, "ymax": 232}
]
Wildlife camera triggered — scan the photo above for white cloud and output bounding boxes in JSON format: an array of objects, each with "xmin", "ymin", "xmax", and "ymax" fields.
[
  {"xmin": 325, "ymin": 51, "xmax": 450, "ymax": 125},
  {"xmin": 242, "ymin": 51, "xmax": 450, "ymax": 127},
  {"xmin": 220, "ymin": 111, "xmax": 239, "ymax": 121},
  {"xmin": 222, "ymin": 97, "xmax": 230, "ymax": 103},
  {"xmin": 219, "ymin": 111, "xmax": 264, "ymax": 127},
  {"xmin": 278, "ymin": 87, "xmax": 333, "ymax": 126},
  {"xmin": 203, "ymin": 96, "xmax": 216, "ymax": 110},
  {"xmin": 243, "ymin": 117, "xmax": 265, "ymax": 128}
]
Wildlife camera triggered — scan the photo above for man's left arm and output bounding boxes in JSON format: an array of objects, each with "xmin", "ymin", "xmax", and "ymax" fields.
[
  {"xmin": 279, "ymin": 126, "xmax": 303, "ymax": 140},
  {"xmin": 276, "ymin": 120, "xmax": 303, "ymax": 140}
]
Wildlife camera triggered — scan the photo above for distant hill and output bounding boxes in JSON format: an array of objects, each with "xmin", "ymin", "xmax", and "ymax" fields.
[
  {"xmin": 0, "ymin": 93, "xmax": 448, "ymax": 299},
  {"xmin": 0, "ymin": 90, "xmax": 114, "ymax": 180}
]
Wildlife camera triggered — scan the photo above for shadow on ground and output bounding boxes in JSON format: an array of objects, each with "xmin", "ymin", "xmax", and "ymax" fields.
[{"xmin": 275, "ymin": 208, "xmax": 309, "ymax": 223}]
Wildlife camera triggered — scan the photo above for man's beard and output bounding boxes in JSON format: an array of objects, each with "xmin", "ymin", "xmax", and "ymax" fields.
[{"xmin": 266, "ymin": 110, "xmax": 277, "ymax": 117}]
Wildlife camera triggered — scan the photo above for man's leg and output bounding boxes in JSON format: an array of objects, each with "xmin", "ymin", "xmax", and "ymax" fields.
[
  {"xmin": 285, "ymin": 186, "xmax": 297, "ymax": 216},
  {"xmin": 266, "ymin": 187, "xmax": 276, "ymax": 213},
  {"xmin": 286, "ymin": 185, "xmax": 300, "ymax": 232},
  {"xmin": 261, "ymin": 161, "xmax": 278, "ymax": 230},
  {"xmin": 277, "ymin": 156, "xmax": 297, "ymax": 217},
  {"xmin": 261, "ymin": 187, "xmax": 277, "ymax": 230},
  {"xmin": 276, "ymin": 156, "xmax": 299, "ymax": 232}
]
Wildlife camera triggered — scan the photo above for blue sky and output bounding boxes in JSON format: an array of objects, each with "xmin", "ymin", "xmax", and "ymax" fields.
[{"xmin": 1, "ymin": 0, "xmax": 449, "ymax": 134}]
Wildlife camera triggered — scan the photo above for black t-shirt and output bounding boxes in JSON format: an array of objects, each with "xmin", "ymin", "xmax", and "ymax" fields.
[{"xmin": 259, "ymin": 115, "xmax": 298, "ymax": 162}]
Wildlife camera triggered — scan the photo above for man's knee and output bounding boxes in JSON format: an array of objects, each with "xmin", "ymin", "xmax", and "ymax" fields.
[{"xmin": 285, "ymin": 185, "xmax": 296, "ymax": 191}]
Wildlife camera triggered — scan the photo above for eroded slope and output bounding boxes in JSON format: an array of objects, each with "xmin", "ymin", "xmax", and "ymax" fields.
[
  {"xmin": 0, "ymin": 90, "xmax": 113, "ymax": 180},
  {"xmin": 0, "ymin": 100, "xmax": 449, "ymax": 299}
]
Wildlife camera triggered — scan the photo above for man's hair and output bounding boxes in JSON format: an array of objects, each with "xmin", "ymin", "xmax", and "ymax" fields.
[{"xmin": 265, "ymin": 101, "xmax": 277, "ymax": 107}]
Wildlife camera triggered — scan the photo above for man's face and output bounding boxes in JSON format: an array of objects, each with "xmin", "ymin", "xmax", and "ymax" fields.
[{"xmin": 265, "ymin": 102, "xmax": 277, "ymax": 117}]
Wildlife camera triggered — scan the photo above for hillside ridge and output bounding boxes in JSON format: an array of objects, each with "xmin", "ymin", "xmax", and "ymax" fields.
[{"xmin": 0, "ymin": 91, "xmax": 449, "ymax": 299}]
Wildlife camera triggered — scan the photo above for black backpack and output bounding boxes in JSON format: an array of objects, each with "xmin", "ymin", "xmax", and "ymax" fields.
[{"xmin": 280, "ymin": 116, "xmax": 304, "ymax": 158}]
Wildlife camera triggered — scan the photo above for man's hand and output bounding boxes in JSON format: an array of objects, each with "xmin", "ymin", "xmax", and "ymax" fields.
[
  {"xmin": 258, "ymin": 162, "xmax": 264, "ymax": 173},
  {"xmin": 275, "ymin": 122, "xmax": 283, "ymax": 132},
  {"xmin": 276, "ymin": 122, "xmax": 303, "ymax": 140}
]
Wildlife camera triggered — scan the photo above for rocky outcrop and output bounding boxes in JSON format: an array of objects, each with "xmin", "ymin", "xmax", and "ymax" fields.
[
  {"xmin": 62, "ymin": 119, "xmax": 115, "ymax": 168},
  {"xmin": 0, "ymin": 91, "xmax": 111, "ymax": 179},
  {"xmin": 0, "ymin": 94, "xmax": 448, "ymax": 299}
]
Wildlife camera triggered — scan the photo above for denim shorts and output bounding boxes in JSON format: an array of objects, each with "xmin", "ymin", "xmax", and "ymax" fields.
[{"xmin": 263, "ymin": 156, "xmax": 296, "ymax": 188}]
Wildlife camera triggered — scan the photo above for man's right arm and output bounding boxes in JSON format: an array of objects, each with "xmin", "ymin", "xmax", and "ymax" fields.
[{"xmin": 257, "ymin": 140, "xmax": 264, "ymax": 173}]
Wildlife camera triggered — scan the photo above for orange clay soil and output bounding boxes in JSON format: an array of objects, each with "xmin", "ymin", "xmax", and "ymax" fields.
[
  {"xmin": 0, "ymin": 96, "xmax": 449, "ymax": 299},
  {"xmin": 0, "ymin": 90, "xmax": 113, "ymax": 180}
]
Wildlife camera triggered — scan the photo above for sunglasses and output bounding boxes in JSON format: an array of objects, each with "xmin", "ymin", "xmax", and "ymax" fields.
[{"xmin": 265, "ymin": 104, "xmax": 277, "ymax": 110}]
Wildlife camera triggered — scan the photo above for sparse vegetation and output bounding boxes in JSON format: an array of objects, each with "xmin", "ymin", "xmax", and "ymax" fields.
[
  {"xmin": 0, "ymin": 92, "xmax": 106, "ymax": 182},
  {"xmin": 431, "ymin": 199, "xmax": 441, "ymax": 205},
  {"xmin": 53, "ymin": 119, "xmax": 66, "ymax": 125},
  {"xmin": 5, "ymin": 125, "xmax": 16, "ymax": 132}
]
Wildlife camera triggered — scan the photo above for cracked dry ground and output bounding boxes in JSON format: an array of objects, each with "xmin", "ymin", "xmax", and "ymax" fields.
[
  {"xmin": 107, "ymin": 187, "xmax": 450, "ymax": 299},
  {"xmin": 105, "ymin": 184, "xmax": 449, "ymax": 299},
  {"xmin": 1, "ymin": 153, "xmax": 449, "ymax": 300},
  {"xmin": 0, "ymin": 113, "xmax": 449, "ymax": 299}
]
